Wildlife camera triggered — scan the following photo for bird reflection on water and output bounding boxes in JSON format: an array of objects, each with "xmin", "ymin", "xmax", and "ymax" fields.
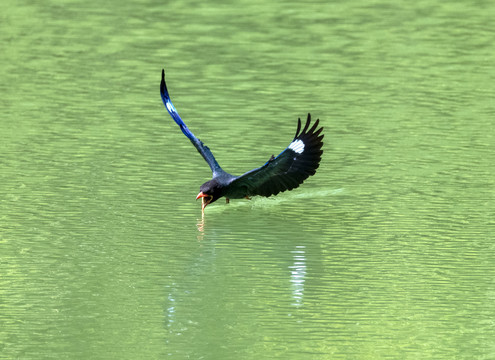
[{"xmin": 290, "ymin": 245, "xmax": 307, "ymax": 307}]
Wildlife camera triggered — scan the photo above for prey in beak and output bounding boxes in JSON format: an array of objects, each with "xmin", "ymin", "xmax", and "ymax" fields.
[{"xmin": 196, "ymin": 191, "xmax": 213, "ymax": 213}]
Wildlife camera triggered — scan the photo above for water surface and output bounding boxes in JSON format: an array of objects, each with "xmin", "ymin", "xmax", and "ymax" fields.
[{"xmin": 1, "ymin": 0, "xmax": 494, "ymax": 359}]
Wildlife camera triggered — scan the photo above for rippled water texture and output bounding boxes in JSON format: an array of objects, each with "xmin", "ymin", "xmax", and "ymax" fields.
[{"xmin": 1, "ymin": 0, "xmax": 494, "ymax": 358}]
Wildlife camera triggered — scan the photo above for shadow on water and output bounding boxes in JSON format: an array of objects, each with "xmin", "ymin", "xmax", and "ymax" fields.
[
  {"xmin": 194, "ymin": 187, "xmax": 344, "ymax": 236},
  {"xmin": 202, "ymin": 187, "xmax": 344, "ymax": 214}
]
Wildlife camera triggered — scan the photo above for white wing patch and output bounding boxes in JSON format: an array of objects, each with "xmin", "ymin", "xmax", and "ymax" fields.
[
  {"xmin": 288, "ymin": 139, "xmax": 305, "ymax": 154},
  {"xmin": 166, "ymin": 100, "xmax": 177, "ymax": 115}
]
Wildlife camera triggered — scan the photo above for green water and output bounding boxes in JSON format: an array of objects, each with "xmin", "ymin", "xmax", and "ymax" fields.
[{"xmin": 1, "ymin": 0, "xmax": 494, "ymax": 358}]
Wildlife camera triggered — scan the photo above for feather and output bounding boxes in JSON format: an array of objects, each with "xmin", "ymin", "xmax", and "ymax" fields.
[{"xmin": 226, "ymin": 113, "xmax": 324, "ymax": 198}]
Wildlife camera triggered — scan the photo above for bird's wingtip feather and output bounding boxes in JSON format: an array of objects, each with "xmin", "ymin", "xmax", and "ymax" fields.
[
  {"xmin": 302, "ymin": 115, "xmax": 311, "ymax": 134},
  {"xmin": 160, "ymin": 69, "xmax": 166, "ymax": 94},
  {"xmin": 295, "ymin": 117, "xmax": 302, "ymax": 139}
]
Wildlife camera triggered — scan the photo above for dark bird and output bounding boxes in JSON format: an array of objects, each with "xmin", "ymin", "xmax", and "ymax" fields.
[{"xmin": 160, "ymin": 69, "xmax": 324, "ymax": 212}]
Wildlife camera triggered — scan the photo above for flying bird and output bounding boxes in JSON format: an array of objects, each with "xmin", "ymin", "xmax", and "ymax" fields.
[{"xmin": 160, "ymin": 69, "xmax": 324, "ymax": 212}]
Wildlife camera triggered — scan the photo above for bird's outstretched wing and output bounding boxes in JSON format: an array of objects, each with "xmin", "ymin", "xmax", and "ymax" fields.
[
  {"xmin": 160, "ymin": 69, "xmax": 224, "ymax": 176},
  {"xmin": 228, "ymin": 114, "xmax": 324, "ymax": 197}
]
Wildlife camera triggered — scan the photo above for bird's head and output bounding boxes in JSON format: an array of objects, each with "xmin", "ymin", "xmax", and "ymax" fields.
[{"xmin": 196, "ymin": 179, "xmax": 222, "ymax": 211}]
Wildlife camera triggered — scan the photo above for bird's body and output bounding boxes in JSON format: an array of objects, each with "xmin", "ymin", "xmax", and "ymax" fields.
[{"xmin": 160, "ymin": 69, "xmax": 324, "ymax": 211}]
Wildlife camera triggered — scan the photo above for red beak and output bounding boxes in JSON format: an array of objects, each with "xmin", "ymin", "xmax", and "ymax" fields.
[
  {"xmin": 196, "ymin": 191, "xmax": 208, "ymax": 200},
  {"xmin": 196, "ymin": 192, "xmax": 213, "ymax": 212}
]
